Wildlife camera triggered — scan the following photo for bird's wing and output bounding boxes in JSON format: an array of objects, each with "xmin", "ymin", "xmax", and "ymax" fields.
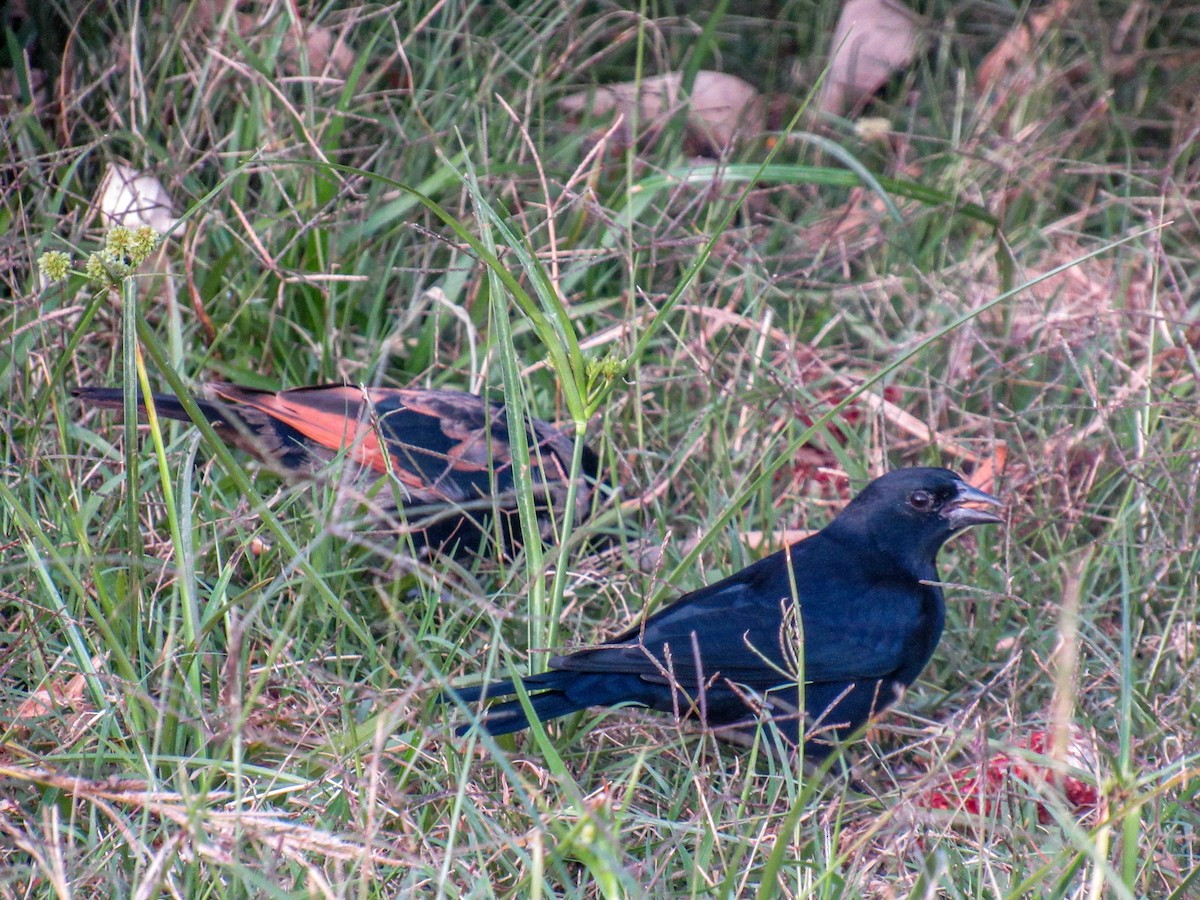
[
  {"xmin": 553, "ymin": 551, "xmax": 932, "ymax": 691},
  {"xmin": 371, "ymin": 390, "xmax": 505, "ymax": 502},
  {"xmin": 374, "ymin": 389, "xmax": 587, "ymax": 503},
  {"xmin": 788, "ymin": 576, "xmax": 934, "ymax": 684},
  {"xmin": 209, "ymin": 383, "xmax": 410, "ymax": 479},
  {"xmin": 552, "ymin": 560, "xmax": 793, "ymax": 691},
  {"xmin": 210, "ymin": 385, "xmax": 582, "ymax": 504}
]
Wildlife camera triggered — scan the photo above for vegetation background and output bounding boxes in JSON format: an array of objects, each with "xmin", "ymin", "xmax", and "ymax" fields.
[{"xmin": 2, "ymin": 0, "xmax": 1197, "ymax": 896}]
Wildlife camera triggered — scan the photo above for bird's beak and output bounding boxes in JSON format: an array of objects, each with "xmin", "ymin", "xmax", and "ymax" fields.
[{"xmin": 945, "ymin": 482, "xmax": 1004, "ymax": 528}]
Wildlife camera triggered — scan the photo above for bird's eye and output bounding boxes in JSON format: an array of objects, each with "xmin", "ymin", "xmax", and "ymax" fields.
[{"xmin": 908, "ymin": 489, "xmax": 935, "ymax": 511}]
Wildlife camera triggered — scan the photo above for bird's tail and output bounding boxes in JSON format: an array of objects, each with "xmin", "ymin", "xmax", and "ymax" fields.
[
  {"xmin": 448, "ymin": 670, "xmax": 598, "ymax": 737},
  {"xmin": 72, "ymin": 387, "xmax": 232, "ymax": 428}
]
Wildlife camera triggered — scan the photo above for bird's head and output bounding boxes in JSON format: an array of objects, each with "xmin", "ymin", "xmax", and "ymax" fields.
[{"xmin": 830, "ymin": 467, "xmax": 1003, "ymax": 571}]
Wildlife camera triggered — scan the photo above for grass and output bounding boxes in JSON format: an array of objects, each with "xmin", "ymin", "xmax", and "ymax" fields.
[{"xmin": 3, "ymin": 0, "xmax": 1199, "ymax": 896}]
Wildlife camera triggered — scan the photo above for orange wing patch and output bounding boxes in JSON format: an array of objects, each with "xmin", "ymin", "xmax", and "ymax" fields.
[{"xmin": 210, "ymin": 384, "xmax": 422, "ymax": 487}]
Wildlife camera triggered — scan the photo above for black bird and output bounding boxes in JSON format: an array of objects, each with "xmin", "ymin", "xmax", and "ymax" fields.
[
  {"xmin": 73, "ymin": 382, "xmax": 603, "ymax": 559},
  {"xmin": 451, "ymin": 468, "xmax": 1002, "ymax": 756}
]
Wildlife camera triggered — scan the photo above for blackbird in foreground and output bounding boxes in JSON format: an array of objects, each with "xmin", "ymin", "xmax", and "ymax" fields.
[
  {"xmin": 73, "ymin": 382, "xmax": 602, "ymax": 558},
  {"xmin": 451, "ymin": 468, "xmax": 1002, "ymax": 757}
]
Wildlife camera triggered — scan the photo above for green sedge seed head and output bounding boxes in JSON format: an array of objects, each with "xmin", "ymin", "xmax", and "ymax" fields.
[
  {"xmin": 106, "ymin": 226, "xmax": 134, "ymax": 259},
  {"xmin": 587, "ymin": 354, "xmax": 625, "ymax": 381},
  {"xmin": 38, "ymin": 251, "xmax": 72, "ymax": 283},
  {"xmin": 130, "ymin": 225, "xmax": 160, "ymax": 261},
  {"xmin": 85, "ymin": 250, "xmax": 131, "ymax": 285}
]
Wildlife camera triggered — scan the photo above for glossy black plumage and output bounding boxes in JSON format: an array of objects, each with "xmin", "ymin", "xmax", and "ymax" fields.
[
  {"xmin": 72, "ymin": 382, "xmax": 603, "ymax": 558},
  {"xmin": 452, "ymin": 468, "xmax": 1002, "ymax": 756}
]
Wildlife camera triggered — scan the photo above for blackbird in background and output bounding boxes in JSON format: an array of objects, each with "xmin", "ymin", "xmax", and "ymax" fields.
[
  {"xmin": 73, "ymin": 382, "xmax": 603, "ymax": 558},
  {"xmin": 452, "ymin": 468, "xmax": 1002, "ymax": 757}
]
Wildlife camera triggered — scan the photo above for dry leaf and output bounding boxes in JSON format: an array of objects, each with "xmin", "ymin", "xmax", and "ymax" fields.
[
  {"xmin": 185, "ymin": 1, "xmax": 353, "ymax": 79},
  {"xmin": 559, "ymin": 70, "xmax": 765, "ymax": 155},
  {"xmin": 95, "ymin": 163, "xmax": 178, "ymax": 232},
  {"xmin": 977, "ymin": 0, "xmax": 1079, "ymax": 92},
  {"xmin": 819, "ymin": 0, "xmax": 922, "ymax": 117},
  {"xmin": 288, "ymin": 19, "xmax": 354, "ymax": 78},
  {"xmin": 8, "ymin": 672, "xmax": 96, "ymax": 751},
  {"xmin": 966, "ymin": 446, "xmax": 1007, "ymax": 496},
  {"xmin": 740, "ymin": 529, "xmax": 815, "ymax": 551},
  {"xmin": 14, "ymin": 673, "xmax": 89, "ymax": 722}
]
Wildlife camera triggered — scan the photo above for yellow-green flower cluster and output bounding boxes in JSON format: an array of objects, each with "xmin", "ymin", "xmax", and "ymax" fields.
[
  {"xmin": 37, "ymin": 250, "xmax": 72, "ymax": 283},
  {"xmin": 89, "ymin": 225, "xmax": 161, "ymax": 283},
  {"xmin": 38, "ymin": 226, "xmax": 162, "ymax": 289},
  {"xmin": 586, "ymin": 353, "xmax": 625, "ymax": 382}
]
